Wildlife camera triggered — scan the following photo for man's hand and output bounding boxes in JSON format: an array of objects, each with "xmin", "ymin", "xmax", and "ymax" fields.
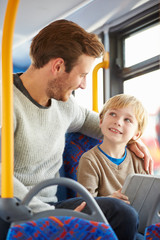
[
  {"xmin": 109, "ymin": 189, "xmax": 130, "ymax": 204},
  {"xmin": 127, "ymin": 139, "xmax": 154, "ymax": 174},
  {"xmin": 74, "ymin": 201, "xmax": 86, "ymax": 212}
]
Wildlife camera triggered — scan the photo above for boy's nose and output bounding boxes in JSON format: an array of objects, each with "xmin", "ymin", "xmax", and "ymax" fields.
[{"xmin": 114, "ymin": 118, "xmax": 122, "ymax": 126}]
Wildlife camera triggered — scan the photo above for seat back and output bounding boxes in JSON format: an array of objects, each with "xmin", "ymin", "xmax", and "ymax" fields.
[{"xmin": 7, "ymin": 216, "xmax": 118, "ymax": 240}]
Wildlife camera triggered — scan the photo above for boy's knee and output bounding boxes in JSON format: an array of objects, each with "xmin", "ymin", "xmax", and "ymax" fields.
[
  {"xmin": 95, "ymin": 197, "xmax": 139, "ymax": 240},
  {"xmin": 119, "ymin": 203, "xmax": 139, "ymax": 226}
]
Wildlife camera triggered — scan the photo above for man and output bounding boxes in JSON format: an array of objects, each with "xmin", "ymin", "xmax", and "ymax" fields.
[{"xmin": 1, "ymin": 20, "xmax": 152, "ymax": 239}]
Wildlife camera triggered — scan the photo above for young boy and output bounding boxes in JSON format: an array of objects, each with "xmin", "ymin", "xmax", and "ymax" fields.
[{"xmin": 77, "ymin": 94, "xmax": 149, "ymax": 203}]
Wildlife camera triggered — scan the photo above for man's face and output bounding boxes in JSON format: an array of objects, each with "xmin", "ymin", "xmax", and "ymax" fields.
[{"xmin": 46, "ymin": 54, "xmax": 95, "ymax": 101}]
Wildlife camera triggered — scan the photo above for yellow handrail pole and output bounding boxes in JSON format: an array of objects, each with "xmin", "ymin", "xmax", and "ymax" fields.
[
  {"xmin": 92, "ymin": 52, "xmax": 109, "ymax": 112},
  {"xmin": 1, "ymin": 0, "xmax": 20, "ymax": 197}
]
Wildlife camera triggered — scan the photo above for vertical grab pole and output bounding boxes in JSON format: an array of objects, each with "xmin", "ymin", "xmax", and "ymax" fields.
[
  {"xmin": 1, "ymin": 0, "xmax": 20, "ymax": 197},
  {"xmin": 92, "ymin": 52, "xmax": 109, "ymax": 112}
]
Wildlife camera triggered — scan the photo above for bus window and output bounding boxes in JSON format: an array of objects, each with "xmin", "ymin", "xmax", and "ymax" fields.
[
  {"xmin": 109, "ymin": 2, "xmax": 160, "ymax": 174},
  {"xmin": 123, "ymin": 23, "xmax": 160, "ymax": 175},
  {"xmin": 124, "ymin": 23, "xmax": 160, "ymax": 67},
  {"xmin": 124, "ymin": 70, "xmax": 160, "ymax": 175}
]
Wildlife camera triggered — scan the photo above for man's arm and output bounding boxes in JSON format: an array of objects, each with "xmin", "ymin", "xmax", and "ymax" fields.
[
  {"xmin": 0, "ymin": 164, "xmax": 55, "ymax": 213},
  {"xmin": 128, "ymin": 139, "xmax": 153, "ymax": 174},
  {"xmin": 14, "ymin": 176, "xmax": 56, "ymax": 212},
  {"xmin": 67, "ymin": 96, "xmax": 102, "ymax": 139}
]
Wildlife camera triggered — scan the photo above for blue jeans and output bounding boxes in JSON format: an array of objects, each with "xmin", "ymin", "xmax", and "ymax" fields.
[{"xmin": 54, "ymin": 197, "xmax": 144, "ymax": 240}]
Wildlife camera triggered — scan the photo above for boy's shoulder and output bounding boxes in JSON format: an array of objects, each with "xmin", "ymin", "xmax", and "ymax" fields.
[
  {"xmin": 126, "ymin": 148, "xmax": 147, "ymax": 174},
  {"xmin": 80, "ymin": 145, "xmax": 100, "ymax": 160},
  {"xmin": 83, "ymin": 144, "xmax": 99, "ymax": 155}
]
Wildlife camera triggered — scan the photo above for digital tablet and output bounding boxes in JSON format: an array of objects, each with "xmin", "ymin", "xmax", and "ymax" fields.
[{"xmin": 122, "ymin": 174, "xmax": 160, "ymax": 233}]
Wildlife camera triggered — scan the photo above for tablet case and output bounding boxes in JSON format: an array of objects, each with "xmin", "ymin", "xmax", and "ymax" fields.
[{"xmin": 122, "ymin": 174, "xmax": 160, "ymax": 233}]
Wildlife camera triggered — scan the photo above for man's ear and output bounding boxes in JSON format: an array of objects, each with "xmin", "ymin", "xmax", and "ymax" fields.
[{"xmin": 51, "ymin": 58, "xmax": 65, "ymax": 74}]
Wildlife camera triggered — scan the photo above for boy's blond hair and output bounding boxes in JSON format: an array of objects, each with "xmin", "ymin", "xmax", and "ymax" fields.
[{"xmin": 99, "ymin": 94, "xmax": 148, "ymax": 143}]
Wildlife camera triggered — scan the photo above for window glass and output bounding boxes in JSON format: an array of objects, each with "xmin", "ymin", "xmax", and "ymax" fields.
[
  {"xmin": 124, "ymin": 69, "xmax": 160, "ymax": 175},
  {"xmin": 124, "ymin": 24, "xmax": 160, "ymax": 67},
  {"xmin": 75, "ymin": 57, "xmax": 103, "ymax": 111}
]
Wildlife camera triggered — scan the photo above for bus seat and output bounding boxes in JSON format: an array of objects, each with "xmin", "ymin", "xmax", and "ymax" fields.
[
  {"xmin": 57, "ymin": 132, "xmax": 102, "ymax": 200},
  {"xmin": 6, "ymin": 216, "xmax": 118, "ymax": 240},
  {"xmin": 2, "ymin": 176, "xmax": 116, "ymax": 240},
  {"xmin": 144, "ymin": 223, "xmax": 160, "ymax": 239}
]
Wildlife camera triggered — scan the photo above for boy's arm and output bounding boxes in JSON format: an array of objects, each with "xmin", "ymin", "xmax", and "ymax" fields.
[
  {"xmin": 128, "ymin": 139, "xmax": 153, "ymax": 174},
  {"xmin": 130, "ymin": 151, "xmax": 150, "ymax": 175},
  {"xmin": 77, "ymin": 156, "xmax": 99, "ymax": 197}
]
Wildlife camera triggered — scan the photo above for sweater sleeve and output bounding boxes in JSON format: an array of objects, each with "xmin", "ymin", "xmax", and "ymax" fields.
[
  {"xmin": 0, "ymin": 164, "xmax": 55, "ymax": 213},
  {"xmin": 67, "ymin": 95, "xmax": 102, "ymax": 139},
  {"xmin": 77, "ymin": 153, "xmax": 100, "ymax": 197},
  {"xmin": 14, "ymin": 174, "xmax": 56, "ymax": 212},
  {"xmin": 130, "ymin": 151, "xmax": 149, "ymax": 174}
]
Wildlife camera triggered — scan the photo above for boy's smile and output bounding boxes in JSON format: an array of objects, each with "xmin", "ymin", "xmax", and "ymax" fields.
[{"xmin": 109, "ymin": 128, "xmax": 122, "ymax": 134}]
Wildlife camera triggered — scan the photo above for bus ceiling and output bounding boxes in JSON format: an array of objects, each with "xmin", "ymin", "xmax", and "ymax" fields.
[{"xmin": 0, "ymin": 0, "xmax": 156, "ymax": 73}]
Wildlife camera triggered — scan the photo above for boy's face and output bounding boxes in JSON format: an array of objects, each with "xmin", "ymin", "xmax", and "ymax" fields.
[{"xmin": 100, "ymin": 106, "xmax": 140, "ymax": 145}]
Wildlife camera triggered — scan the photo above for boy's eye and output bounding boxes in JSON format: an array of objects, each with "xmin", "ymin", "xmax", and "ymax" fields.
[
  {"xmin": 125, "ymin": 118, "xmax": 131, "ymax": 123},
  {"xmin": 110, "ymin": 112, "xmax": 116, "ymax": 116}
]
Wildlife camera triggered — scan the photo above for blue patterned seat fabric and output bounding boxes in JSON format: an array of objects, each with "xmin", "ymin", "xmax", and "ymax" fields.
[
  {"xmin": 7, "ymin": 216, "xmax": 118, "ymax": 240},
  {"xmin": 144, "ymin": 223, "xmax": 160, "ymax": 239},
  {"xmin": 62, "ymin": 132, "xmax": 102, "ymax": 198}
]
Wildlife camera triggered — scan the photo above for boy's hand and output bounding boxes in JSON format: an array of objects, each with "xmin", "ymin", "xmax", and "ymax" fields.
[
  {"xmin": 127, "ymin": 139, "xmax": 153, "ymax": 174},
  {"xmin": 110, "ymin": 189, "xmax": 130, "ymax": 204}
]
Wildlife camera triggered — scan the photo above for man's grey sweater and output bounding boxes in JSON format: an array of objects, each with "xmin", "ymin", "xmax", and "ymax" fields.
[{"xmin": 0, "ymin": 74, "xmax": 101, "ymax": 212}]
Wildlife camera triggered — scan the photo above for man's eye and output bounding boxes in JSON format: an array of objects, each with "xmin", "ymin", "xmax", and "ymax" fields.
[{"xmin": 80, "ymin": 74, "xmax": 87, "ymax": 78}]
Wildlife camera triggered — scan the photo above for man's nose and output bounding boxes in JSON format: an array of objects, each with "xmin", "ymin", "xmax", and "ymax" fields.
[{"xmin": 79, "ymin": 78, "xmax": 87, "ymax": 89}]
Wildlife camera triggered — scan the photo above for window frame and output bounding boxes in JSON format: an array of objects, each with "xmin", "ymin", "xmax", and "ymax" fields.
[{"xmin": 108, "ymin": 3, "xmax": 160, "ymax": 97}]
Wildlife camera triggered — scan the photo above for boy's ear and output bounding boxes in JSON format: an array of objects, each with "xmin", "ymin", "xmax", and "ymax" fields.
[
  {"xmin": 99, "ymin": 118, "xmax": 103, "ymax": 126},
  {"xmin": 132, "ymin": 131, "xmax": 141, "ymax": 141}
]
